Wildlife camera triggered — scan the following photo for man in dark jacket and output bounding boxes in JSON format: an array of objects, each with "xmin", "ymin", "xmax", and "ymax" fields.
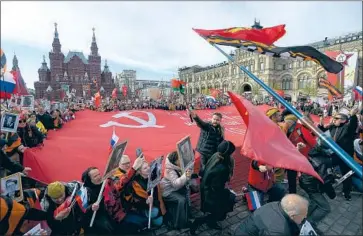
[
  {"xmin": 318, "ymin": 108, "xmax": 358, "ymax": 200},
  {"xmin": 187, "ymin": 110, "xmax": 224, "ymax": 176},
  {"xmin": 234, "ymin": 194, "xmax": 308, "ymax": 236},
  {"xmin": 36, "ymin": 107, "xmax": 54, "ymax": 130}
]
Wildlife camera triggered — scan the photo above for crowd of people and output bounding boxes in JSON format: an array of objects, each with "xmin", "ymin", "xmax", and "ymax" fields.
[{"xmin": 0, "ymin": 95, "xmax": 362, "ymax": 235}]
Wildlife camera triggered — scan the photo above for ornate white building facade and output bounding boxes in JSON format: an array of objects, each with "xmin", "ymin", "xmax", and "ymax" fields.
[{"xmin": 179, "ymin": 27, "xmax": 362, "ymax": 101}]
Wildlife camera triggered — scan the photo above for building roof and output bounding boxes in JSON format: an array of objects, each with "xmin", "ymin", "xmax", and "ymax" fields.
[
  {"xmin": 307, "ymin": 31, "xmax": 362, "ymax": 49},
  {"xmin": 64, "ymin": 51, "xmax": 89, "ymax": 64}
]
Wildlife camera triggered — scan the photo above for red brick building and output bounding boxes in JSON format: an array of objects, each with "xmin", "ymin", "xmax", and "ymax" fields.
[{"xmin": 34, "ymin": 23, "xmax": 115, "ymax": 100}]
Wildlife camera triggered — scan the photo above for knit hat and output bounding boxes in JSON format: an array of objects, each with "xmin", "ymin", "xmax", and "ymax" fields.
[
  {"xmin": 266, "ymin": 108, "xmax": 279, "ymax": 118},
  {"xmin": 120, "ymin": 155, "xmax": 131, "ymax": 164},
  {"xmin": 47, "ymin": 181, "xmax": 65, "ymax": 199},
  {"xmin": 217, "ymin": 140, "xmax": 236, "ymax": 156},
  {"xmin": 284, "ymin": 114, "xmax": 298, "ymax": 122}
]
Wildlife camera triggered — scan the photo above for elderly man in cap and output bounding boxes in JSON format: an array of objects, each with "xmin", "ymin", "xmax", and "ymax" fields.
[
  {"xmin": 318, "ymin": 108, "xmax": 359, "ymax": 200},
  {"xmin": 284, "ymin": 114, "xmax": 317, "ymax": 194},
  {"xmin": 40, "ymin": 181, "xmax": 83, "ymax": 235}
]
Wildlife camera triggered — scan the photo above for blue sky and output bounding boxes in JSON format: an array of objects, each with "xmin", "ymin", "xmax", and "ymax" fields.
[{"xmin": 1, "ymin": 1, "xmax": 362, "ymax": 89}]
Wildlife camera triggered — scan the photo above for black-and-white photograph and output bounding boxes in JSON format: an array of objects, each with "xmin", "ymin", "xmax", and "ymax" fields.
[
  {"xmin": 147, "ymin": 156, "xmax": 163, "ymax": 192},
  {"xmin": 21, "ymin": 95, "xmax": 34, "ymax": 110},
  {"xmin": 104, "ymin": 140, "xmax": 128, "ymax": 177},
  {"xmin": 1, "ymin": 172, "xmax": 23, "ymax": 202},
  {"xmin": 1, "ymin": 112, "xmax": 19, "ymax": 133},
  {"xmin": 177, "ymin": 136, "xmax": 195, "ymax": 172}
]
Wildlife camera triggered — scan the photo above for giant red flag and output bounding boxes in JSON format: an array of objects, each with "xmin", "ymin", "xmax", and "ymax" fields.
[{"xmin": 228, "ymin": 91, "xmax": 322, "ymax": 182}]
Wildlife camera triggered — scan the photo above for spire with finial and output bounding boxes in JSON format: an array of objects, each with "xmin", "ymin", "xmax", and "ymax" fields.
[
  {"xmin": 90, "ymin": 27, "xmax": 99, "ymax": 56},
  {"xmin": 12, "ymin": 53, "xmax": 19, "ymax": 71},
  {"xmin": 54, "ymin": 22, "xmax": 59, "ymax": 39},
  {"xmin": 52, "ymin": 22, "xmax": 61, "ymax": 53},
  {"xmin": 103, "ymin": 59, "xmax": 110, "ymax": 73},
  {"xmin": 92, "ymin": 27, "xmax": 96, "ymax": 42},
  {"xmin": 39, "ymin": 55, "xmax": 49, "ymax": 71}
]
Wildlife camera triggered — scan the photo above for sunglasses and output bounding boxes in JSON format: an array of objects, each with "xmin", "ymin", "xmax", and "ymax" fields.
[
  {"xmin": 19, "ymin": 120, "xmax": 26, "ymax": 123},
  {"xmin": 333, "ymin": 117, "xmax": 341, "ymax": 120}
]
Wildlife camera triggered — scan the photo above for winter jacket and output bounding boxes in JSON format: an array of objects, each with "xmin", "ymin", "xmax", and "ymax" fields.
[
  {"xmin": 36, "ymin": 113, "xmax": 54, "ymax": 130},
  {"xmin": 194, "ymin": 115, "xmax": 224, "ymax": 158},
  {"xmin": 40, "ymin": 181, "xmax": 83, "ymax": 235},
  {"xmin": 287, "ymin": 122, "xmax": 317, "ymax": 157},
  {"xmin": 234, "ymin": 202, "xmax": 300, "ymax": 236},
  {"xmin": 160, "ymin": 158, "xmax": 189, "ymax": 197},
  {"xmin": 103, "ymin": 168, "xmax": 136, "ymax": 223},
  {"xmin": 248, "ymin": 160, "xmax": 275, "ymax": 193},
  {"xmin": 17, "ymin": 125, "xmax": 44, "ymax": 148},
  {"xmin": 318, "ymin": 115, "xmax": 358, "ymax": 156}
]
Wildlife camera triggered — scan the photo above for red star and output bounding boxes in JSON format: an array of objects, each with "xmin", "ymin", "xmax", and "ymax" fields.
[{"xmin": 334, "ymin": 52, "xmax": 353, "ymax": 66}]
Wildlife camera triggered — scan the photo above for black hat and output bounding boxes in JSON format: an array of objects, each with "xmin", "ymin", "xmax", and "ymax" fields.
[{"xmin": 217, "ymin": 140, "xmax": 236, "ymax": 156}]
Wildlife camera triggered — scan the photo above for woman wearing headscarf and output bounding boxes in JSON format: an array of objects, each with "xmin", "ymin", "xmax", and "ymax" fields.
[
  {"xmin": 81, "ymin": 167, "xmax": 114, "ymax": 234},
  {"xmin": 190, "ymin": 140, "xmax": 236, "ymax": 234}
]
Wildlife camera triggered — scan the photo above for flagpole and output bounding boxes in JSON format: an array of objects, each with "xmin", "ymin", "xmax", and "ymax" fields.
[{"xmin": 208, "ymin": 42, "xmax": 362, "ymax": 180}]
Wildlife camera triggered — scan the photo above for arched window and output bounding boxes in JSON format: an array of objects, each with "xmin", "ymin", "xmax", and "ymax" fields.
[
  {"xmin": 298, "ymin": 73, "xmax": 312, "ymax": 89},
  {"xmin": 281, "ymin": 75, "xmax": 293, "ymax": 90},
  {"xmin": 222, "ymin": 81, "xmax": 229, "ymax": 93}
]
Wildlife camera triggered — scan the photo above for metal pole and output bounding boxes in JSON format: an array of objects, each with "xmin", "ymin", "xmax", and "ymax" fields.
[{"xmin": 209, "ymin": 42, "xmax": 362, "ymax": 179}]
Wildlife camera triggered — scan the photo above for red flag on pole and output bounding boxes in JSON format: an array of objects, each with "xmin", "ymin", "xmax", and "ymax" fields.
[
  {"xmin": 112, "ymin": 88, "xmax": 117, "ymax": 99},
  {"xmin": 227, "ymin": 91, "xmax": 322, "ymax": 182},
  {"xmin": 94, "ymin": 92, "xmax": 101, "ymax": 108},
  {"xmin": 122, "ymin": 85, "xmax": 128, "ymax": 97}
]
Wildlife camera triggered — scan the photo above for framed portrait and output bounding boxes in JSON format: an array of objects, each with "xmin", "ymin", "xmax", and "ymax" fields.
[
  {"xmin": 1, "ymin": 172, "xmax": 23, "ymax": 202},
  {"xmin": 147, "ymin": 156, "xmax": 163, "ymax": 192},
  {"xmin": 0, "ymin": 112, "xmax": 19, "ymax": 133},
  {"xmin": 21, "ymin": 95, "xmax": 34, "ymax": 110},
  {"xmin": 103, "ymin": 140, "xmax": 128, "ymax": 178},
  {"xmin": 176, "ymin": 136, "xmax": 195, "ymax": 172}
]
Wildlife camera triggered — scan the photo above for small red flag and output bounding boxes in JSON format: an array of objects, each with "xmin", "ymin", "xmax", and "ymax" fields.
[
  {"xmin": 193, "ymin": 24, "xmax": 286, "ymax": 46},
  {"xmin": 122, "ymin": 85, "xmax": 128, "ymax": 97},
  {"xmin": 94, "ymin": 92, "xmax": 101, "ymax": 108},
  {"xmin": 112, "ymin": 88, "xmax": 117, "ymax": 99},
  {"xmin": 228, "ymin": 91, "xmax": 322, "ymax": 182}
]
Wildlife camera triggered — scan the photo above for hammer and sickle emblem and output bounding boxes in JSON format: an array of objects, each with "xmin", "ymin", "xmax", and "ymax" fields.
[{"xmin": 100, "ymin": 111, "xmax": 164, "ymax": 129}]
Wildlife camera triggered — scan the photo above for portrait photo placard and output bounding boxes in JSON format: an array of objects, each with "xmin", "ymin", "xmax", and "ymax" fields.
[
  {"xmin": 21, "ymin": 95, "xmax": 35, "ymax": 110},
  {"xmin": 103, "ymin": 140, "xmax": 128, "ymax": 178},
  {"xmin": 176, "ymin": 136, "xmax": 195, "ymax": 172},
  {"xmin": 1, "ymin": 172, "xmax": 23, "ymax": 202},
  {"xmin": 147, "ymin": 156, "xmax": 163, "ymax": 192},
  {"xmin": 1, "ymin": 112, "xmax": 19, "ymax": 133}
]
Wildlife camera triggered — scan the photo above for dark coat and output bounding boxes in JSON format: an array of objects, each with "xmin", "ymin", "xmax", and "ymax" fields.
[
  {"xmin": 36, "ymin": 113, "xmax": 54, "ymax": 130},
  {"xmin": 0, "ymin": 149, "xmax": 24, "ymax": 175},
  {"xmin": 81, "ymin": 170, "xmax": 114, "ymax": 234},
  {"xmin": 318, "ymin": 115, "xmax": 358, "ymax": 156},
  {"xmin": 194, "ymin": 116, "xmax": 224, "ymax": 157},
  {"xmin": 40, "ymin": 181, "xmax": 83, "ymax": 235},
  {"xmin": 17, "ymin": 124, "xmax": 44, "ymax": 148},
  {"xmin": 200, "ymin": 152, "xmax": 235, "ymax": 220},
  {"xmin": 234, "ymin": 202, "xmax": 300, "ymax": 236}
]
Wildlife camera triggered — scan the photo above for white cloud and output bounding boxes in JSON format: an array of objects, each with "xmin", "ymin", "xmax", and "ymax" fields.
[{"xmin": 1, "ymin": 1, "xmax": 362, "ymax": 88}]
